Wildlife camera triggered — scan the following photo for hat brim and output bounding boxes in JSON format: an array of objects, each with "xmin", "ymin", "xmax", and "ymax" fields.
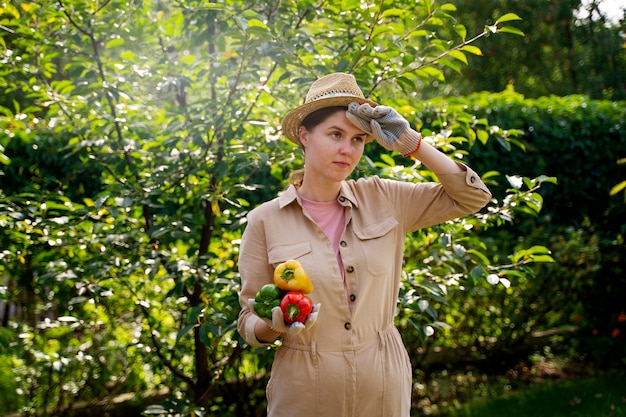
[{"xmin": 281, "ymin": 95, "xmax": 378, "ymax": 145}]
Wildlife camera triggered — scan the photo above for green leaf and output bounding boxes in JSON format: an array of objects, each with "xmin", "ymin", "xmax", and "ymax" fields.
[
  {"xmin": 380, "ymin": 153, "xmax": 396, "ymax": 166},
  {"xmin": 470, "ymin": 266, "xmax": 484, "ymax": 279},
  {"xmin": 537, "ymin": 175, "xmax": 558, "ymax": 185},
  {"xmin": 500, "ymin": 270, "xmax": 525, "ymax": 280},
  {"xmin": 2, "ymin": 3, "xmax": 20, "ymax": 19},
  {"xmin": 106, "ymin": 38, "xmax": 125, "ymax": 48},
  {"xmin": 425, "ymin": 292, "xmax": 448, "ymax": 304},
  {"xmin": 199, "ymin": 323, "xmax": 211, "ymax": 346},
  {"xmin": 440, "ymin": 3, "xmax": 457, "ymax": 12},
  {"xmin": 407, "ymin": 29, "xmax": 430, "ymax": 39},
  {"xmin": 439, "ymin": 57, "xmax": 463, "ymax": 74},
  {"xmin": 448, "ymin": 50, "xmax": 468, "ymax": 65},
  {"xmin": 175, "ymin": 323, "xmax": 195, "ymax": 344},
  {"xmin": 526, "ymin": 192, "xmax": 544, "ymax": 208},
  {"xmin": 372, "ymin": 25, "xmax": 392, "ymax": 37},
  {"xmin": 432, "ymin": 321, "xmax": 452, "ymax": 330},
  {"xmin": 408, "ymin": 317, "xmax": 427, "ymax": 341},
  {"xmin": 454, "ymin": 24, "xmax": 466, "ymax": 41},
  {"xmin": 396, "ymin": 76, "xmax": 417, "ymax": 94},
  {"xmin": 496, "ymin": 136, "xmax": 512, "ymax": 151},
  {"xmin": 526, "ymin": 245, "xmax": 552, "ymax": 255},
  {"xmin": 120, "ymin": 51, "xmax": 135, "ymax": 60},
  {"xmin": 482, "ymin": 170, "xmax": 501, "ymax": 180},
  {"xmin": 180, "ymin": 55, "xmax": 196, "ymax": 64},
  {"xmin": 425, "ymin": 305, "xmax": 438, "ymax": 320},
  {"xmin": 247, "ymin": 18, "xmax": 267, "ymax": 29},
  {"xmin": 0, "ymin": 105, "xmax": 12, "ymax": 117},
  {"xmin": 495, "ymin": 13, "xmax": 522, "ymax": 24},
  {"xmin": 236, "ymin": 16, "xmax": 248, "ymax": 31},
  {"xmin": 381, "ymin": 8, "xmax": 404, "ymax": 18},
  {"xmin": 477, "ymin": 129, "xmax": 489, "ymax": 145},
  {"xmin": 532, "ymin": 255, "xmax": 555, "ymax": 263},
  {"xmin": 419, "ymin": 66, "xmax": 445, "ymax": 82},
  {"xmin": 186, "ymin": 306, "xmax": 203, "ymax": 326},
  {"xmin": 460, "ymin": 45, "xmax": 483, "ymax": 56},
  {"xmin": 610, "ymin": 180, "xmax": 626, "ymax": 196},
  {"xmin": 497, "ymin": 26, "xmax": 525, "ymax": 36}
]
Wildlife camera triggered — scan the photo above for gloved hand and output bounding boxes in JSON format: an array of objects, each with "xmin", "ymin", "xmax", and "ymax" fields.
[
  {"xmin": 249, "ymin": 299, "xmax": 321, "ymax": 336},
  {"xmin": 346, "ymin": 102, "xmax": 422, "ymax": 156}
]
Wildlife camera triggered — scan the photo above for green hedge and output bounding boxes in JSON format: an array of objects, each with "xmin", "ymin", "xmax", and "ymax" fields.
[
  {"xmin": 412, "ymin": 90, "xmax": 626, "ymax": 367},
  {"xmin": 417, "ymin": 89, "xmax": 626, "ymax": 227}
]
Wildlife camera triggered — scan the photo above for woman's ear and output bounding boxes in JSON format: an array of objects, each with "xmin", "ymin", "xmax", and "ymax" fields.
[{"xmin": 298, "ymin": 125, "xmax": 309, "ymax": 147}]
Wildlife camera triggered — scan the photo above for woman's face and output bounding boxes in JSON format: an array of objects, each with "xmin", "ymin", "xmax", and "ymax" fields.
[{"xmin": 299, "ymin": 109, "xmax": 368, "ymax": 185}]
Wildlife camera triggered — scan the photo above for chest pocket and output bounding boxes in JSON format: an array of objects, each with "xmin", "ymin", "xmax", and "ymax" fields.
[
  {"xmin": 268, "ymin": 240, "xmax": 312, "ymax": 269},
  {"xmin": 353, "ymin": 215, "xmax": 399, "ymax": 275}
]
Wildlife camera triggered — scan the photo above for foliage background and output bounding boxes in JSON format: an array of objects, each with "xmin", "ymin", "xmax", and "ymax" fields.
[{"xmin": 0, "ymin": 0, "xmax": 624, "ymax": 416}]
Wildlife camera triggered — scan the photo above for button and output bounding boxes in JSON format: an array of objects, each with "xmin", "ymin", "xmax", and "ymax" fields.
[
  {"xmin": 349, "ymin": 294, "xmax": 356, "ymax": 302},
  {"xmin": 470, "ymin": 176, "xmax": 476, "ymax": 183},
  {"xmin": 346, "ymin": 266, "xmax": 354, "ymax": 273},
  {"xmin": 340, "ymin": 240, "xmax": 347, "ymax": 247},
  {"xmin": 338, "ymin": 196, "xmax": 346, "ymax": 202},
  {"xmin": 344, "ymin": 322, "xmax": 352, "ymax": 330}
]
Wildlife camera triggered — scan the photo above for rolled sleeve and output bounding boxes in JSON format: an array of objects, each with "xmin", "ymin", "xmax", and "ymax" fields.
[
  {"xmin": 238, "ymin": 305, "xmax": 273, "ymax": 348},
  {"xmin": 366, "ymin": 162, "xmax": 492, "ymax": 231},
  {"xmin": 237, "ymin": 206, "xmax": 279, "ymax": 347},
  {"xmin": 437, "ymin": 162, "xmax": 492, "ymax": 211}
]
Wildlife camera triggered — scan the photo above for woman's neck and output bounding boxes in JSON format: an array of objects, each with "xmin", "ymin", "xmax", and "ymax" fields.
[{"xmin": 297, "ymin": 179, "xmax": 342, "ymax": 202}]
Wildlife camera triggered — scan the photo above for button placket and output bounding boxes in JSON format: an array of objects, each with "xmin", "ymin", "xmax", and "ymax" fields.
[{"xmin": 338, "ymin": 231, "xmax": 357, "ymax": 322}]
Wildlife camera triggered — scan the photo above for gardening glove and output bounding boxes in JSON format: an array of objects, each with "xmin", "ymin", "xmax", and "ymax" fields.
[
  {"xmin": 249, "ymin": 300, "xmax": 321, "ymax": 336},
  {"xmin": 267, "ymin": 303, "xmax": 321, "ymax": 335},
  {"xmin": 346, "ymin": 102, "xmax": 422, "ymax": 156}
]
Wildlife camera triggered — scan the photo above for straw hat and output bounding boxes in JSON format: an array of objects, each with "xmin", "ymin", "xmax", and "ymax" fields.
[{"xmin": 281, "ymin": 73, "xmax": 378, "ymax": 145}]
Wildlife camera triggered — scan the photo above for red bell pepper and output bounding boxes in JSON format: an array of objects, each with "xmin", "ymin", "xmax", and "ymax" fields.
[{"xmin": 280, "ymin": 291, "xmax": 313, "ymax": 324}]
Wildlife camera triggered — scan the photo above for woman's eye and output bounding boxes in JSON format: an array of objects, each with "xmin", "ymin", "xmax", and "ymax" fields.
[
  {"xmin": 330, "ymin": 131, "xmax": 342, "ymax": 139},
  {"xmin": 352, "ymin": 136, "xmax": 365, "ymax": 143}
]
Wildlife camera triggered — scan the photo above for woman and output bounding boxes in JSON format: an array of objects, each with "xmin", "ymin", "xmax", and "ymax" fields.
[{"xmin": 237, "ymin": 73, "xmax": 491, "ymax": 417}]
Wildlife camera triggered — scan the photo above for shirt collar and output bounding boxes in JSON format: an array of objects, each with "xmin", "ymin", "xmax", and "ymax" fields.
[
  {"xmin": 277, "ymin": 184, "xmax": 298, "ymax": 209},
  {"xmin": 338, "ymin": 181, "xmax": 359, "ymax": 208},
  {"xmin": 277, "ymin": 182, "xmax": 359, "ymax": 209}
]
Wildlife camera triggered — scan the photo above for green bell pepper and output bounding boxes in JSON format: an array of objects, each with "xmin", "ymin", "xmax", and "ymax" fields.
[{"xmin": 253, "ymin": 284, "xmax": 284, "ymax": 319}]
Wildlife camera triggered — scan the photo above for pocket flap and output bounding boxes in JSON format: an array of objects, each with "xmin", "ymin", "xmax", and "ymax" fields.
[
  {"xmin": 268, "ymin": 240, "xmax": 312, "ymax": 264},
  {"xmin": 354, "ymin": 216, "xmax": 398, "ymax": 240}
]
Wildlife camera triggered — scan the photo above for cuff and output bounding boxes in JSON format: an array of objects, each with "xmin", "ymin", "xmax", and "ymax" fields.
[
  {"xmin": 397, "ymin": 128, "xmax": 422, "ymax": 156},
  {"xmin": 462, "ymin": 164, "xmax": 491, "ymax": 195},
  {"xmin": 245, "ymin": 315, "xmax": 273, "ymax": 348}
]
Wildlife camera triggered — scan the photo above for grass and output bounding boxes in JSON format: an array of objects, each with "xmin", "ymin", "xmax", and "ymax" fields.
[{"xmin": 444, "ymin": 373, "xmax": 626, "ymax": 417}]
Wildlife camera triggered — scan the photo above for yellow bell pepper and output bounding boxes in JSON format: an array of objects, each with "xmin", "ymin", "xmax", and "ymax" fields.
[{"xmin": 273, "ymin": 259, "xmax": 314, "ymax": 294}]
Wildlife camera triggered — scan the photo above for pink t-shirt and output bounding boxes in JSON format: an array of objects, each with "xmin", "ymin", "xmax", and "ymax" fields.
[
  {"xmin": 299, "ymin": 196, "xmax": 344, "ymax": 252},
  {"xmin": 299, "ymin": 195, "xmax": 347, "ymax": 294}
]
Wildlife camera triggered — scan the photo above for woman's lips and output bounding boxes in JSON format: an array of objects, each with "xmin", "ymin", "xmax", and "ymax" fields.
[{"xmin": 334, "ymin": 161, "xmax": 350, "ymax": 168}]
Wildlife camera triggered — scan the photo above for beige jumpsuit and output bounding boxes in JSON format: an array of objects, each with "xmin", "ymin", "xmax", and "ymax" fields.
[{"xmin": 237, "ymin": 164, "xmax": 491, "ymax": 417}]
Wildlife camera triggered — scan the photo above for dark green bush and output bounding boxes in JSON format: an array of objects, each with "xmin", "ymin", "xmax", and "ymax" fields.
[
  {"xmin": 418, "ymin": 90, "xmax": 626, "ymax": 225},
  {"xmin": 409, "ymin": 90, "xmax": 626, "ymax": 368}
]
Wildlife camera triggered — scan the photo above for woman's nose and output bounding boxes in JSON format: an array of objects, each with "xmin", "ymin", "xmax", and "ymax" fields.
[{"xmin": 339, "ymin": 138, "xmax": 353, "ymax": 154}]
